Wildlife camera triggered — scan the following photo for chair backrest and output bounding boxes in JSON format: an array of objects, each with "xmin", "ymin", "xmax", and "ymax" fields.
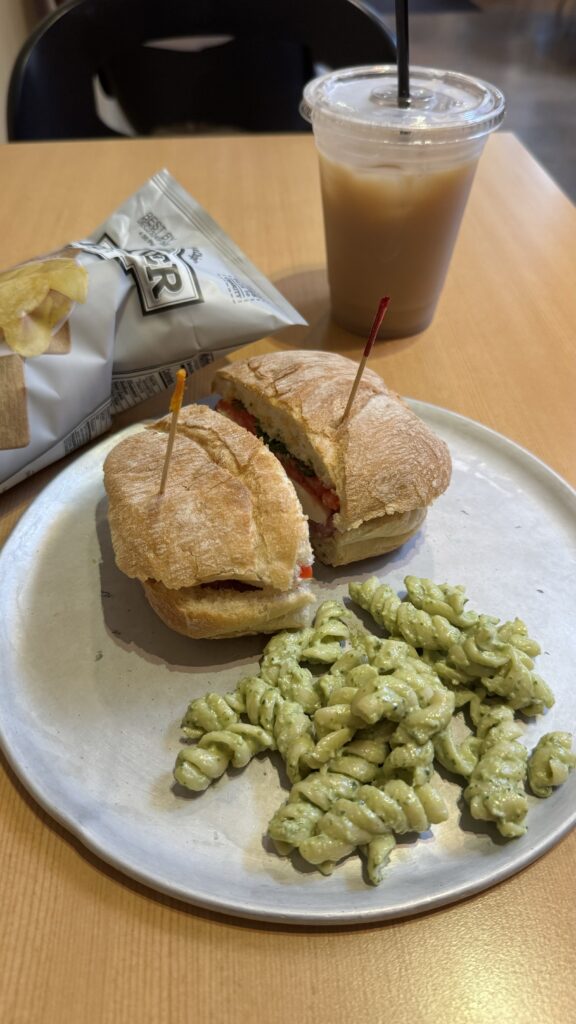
[{"xmin": 7, "ymin": 0, "xmax": 397, "ymax": 141}]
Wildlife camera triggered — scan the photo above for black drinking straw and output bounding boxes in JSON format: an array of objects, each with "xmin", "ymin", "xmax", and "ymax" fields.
[{"xmin": 395, "ymin": 0, "xmax": 411, "ymax": 107}]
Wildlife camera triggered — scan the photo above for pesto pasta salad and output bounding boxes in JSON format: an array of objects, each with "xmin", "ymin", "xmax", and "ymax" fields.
[{"xmin": 172, "ymin": 577, "xmax": 575, "ymax": 885}]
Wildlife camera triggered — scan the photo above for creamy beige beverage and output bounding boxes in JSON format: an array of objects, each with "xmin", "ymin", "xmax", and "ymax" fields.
[
  {"xmin": 319, "ymin": 152, "xmax": 478, "ymax": 337},
  {"xmin": 303, "ymin": 66, "xmax": 505, "ymax": 338}
]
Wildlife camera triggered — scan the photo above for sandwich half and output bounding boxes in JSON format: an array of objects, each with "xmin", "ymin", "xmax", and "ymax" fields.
[
  {"xmin": 103, "ymin": 403, "xmax": 315, "ymax": 639},
  {"xmin": 213, "ymin": 350, "xmax": 451, "ymax": 566}
]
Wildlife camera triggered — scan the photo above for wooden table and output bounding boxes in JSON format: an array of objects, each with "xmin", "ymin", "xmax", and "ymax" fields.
[{"xmin": 0, "ymin": 133, "xmax": 575, "ymax": 1023}]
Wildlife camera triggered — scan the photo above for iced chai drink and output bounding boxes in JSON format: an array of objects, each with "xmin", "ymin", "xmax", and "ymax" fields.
[{"xmin": 302, "ymin": 67, "xmax": 505, "ymax": 338}]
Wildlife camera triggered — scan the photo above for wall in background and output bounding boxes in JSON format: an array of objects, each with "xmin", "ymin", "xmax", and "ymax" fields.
[{"xmin": 0, "ymin": 0, "xmax": 36, "ymax": 142}]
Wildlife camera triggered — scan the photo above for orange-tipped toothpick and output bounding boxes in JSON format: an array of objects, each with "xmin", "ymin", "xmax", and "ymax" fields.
[
  {"xmin": 339, "ymin": 296, "xmax": 390, "ymax": 426},
  {"xmin": 159, "ymin": 368, "xmax": 187, "ymax": 495}
]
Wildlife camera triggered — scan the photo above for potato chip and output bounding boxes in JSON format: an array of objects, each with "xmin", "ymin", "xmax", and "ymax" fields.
[
  {"xmin": 38, "ymin": 260, "xmax": 88, "ymax": 304},
  {"xmin": 3, "ymin": 311, "xmax": 55, "ymax": 357},
  {"xmin": 36, "ymin": 290, "xmax": 73, "ymax": 332},
  {"xmin": 0, "ymin": 258, "xmax": 87, "ymax": 357},
  {"xmin": 0, "ymin": 272, "xmax": 49, "ymax": 322}
]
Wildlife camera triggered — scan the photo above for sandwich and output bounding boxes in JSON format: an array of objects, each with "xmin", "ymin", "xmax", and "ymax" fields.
[
  {"xmin": 213, "ymin": 350, "xmax": 451, "ymax": 566},
  {"xmin": 103, "ymin": 403, "xmax": 315, "ymax": 639}
]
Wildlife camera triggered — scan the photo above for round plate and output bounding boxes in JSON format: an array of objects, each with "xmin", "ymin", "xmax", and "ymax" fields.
[{"xmin": 0, "ymin": 401, "xmax": 575, "ymax": 925}]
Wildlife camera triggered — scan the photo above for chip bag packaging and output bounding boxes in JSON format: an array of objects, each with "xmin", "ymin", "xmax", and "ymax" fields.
[{"xmin": 0, "ymin": 170, "xmax": 305, "ymax": 493}]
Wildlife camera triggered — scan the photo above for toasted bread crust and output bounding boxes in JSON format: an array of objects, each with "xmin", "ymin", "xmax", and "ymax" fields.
[
  {"xmin": 143, "ymin": 579, "xmax": 315, "ymax": 639},
  {"xmin": 213, "ymin": 351, "xmax": 451, "ymax": 531},
  {"xmin": 103, "ymin": 404, "xmax": 312, "ymax": 591},
  {"xmin": 310, "ymin": 508, "xmax": 427, "ymax": 566}
]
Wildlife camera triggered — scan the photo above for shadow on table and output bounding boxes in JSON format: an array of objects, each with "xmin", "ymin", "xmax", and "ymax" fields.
[{"xmin": 271, "ymin": 266, "xmax": 425, "ymax": 361}]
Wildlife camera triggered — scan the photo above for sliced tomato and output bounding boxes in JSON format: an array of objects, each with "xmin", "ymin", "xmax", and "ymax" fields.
[
  {"xmin": 217, "ymin": 398, "xmax": 340, "ymax": 512},
  {"xmin": 216, "ymin": 398, "xmax": 257, "ymax": 434},
  {"xmin": 299, "ymin": 565, "xmax": 313, "ymax": 580},
  {"xmin": 277, "ymin": 454, "xmax": 340, "ymax": 512}
]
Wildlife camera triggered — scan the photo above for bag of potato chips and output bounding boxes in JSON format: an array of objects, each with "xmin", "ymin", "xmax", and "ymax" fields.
[{"xmin": 0, "ymin": 170, "xmax": 305, "ymax": 493}]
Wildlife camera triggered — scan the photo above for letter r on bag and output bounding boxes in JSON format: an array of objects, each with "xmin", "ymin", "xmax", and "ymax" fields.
[{"xmin": 148, "ymin": 264, "xmax": 182, "ymax": 298}]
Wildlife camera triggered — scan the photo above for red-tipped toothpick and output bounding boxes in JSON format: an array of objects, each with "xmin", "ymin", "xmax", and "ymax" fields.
[
  {"xmin": 159, "ymin": 368, "xmax": 187, "ymax": 495},
  {"xmin": 339, "ymin": 296, "xmax": 390, "ymax": 426}
]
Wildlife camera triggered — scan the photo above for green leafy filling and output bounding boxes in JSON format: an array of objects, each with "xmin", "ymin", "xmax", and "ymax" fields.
[{"xmin": 231, "ymin": 400, "xmax": 315, "ymax": 478}]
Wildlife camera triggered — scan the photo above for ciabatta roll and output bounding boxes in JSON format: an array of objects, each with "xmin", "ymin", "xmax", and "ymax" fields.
[
  {"xmin": 213, "ymin": 351, "xmax": 451, "ymax": 566},
  {"xmin": 103, "ymin": 403, "xmax": 315, "ymax": 638}
]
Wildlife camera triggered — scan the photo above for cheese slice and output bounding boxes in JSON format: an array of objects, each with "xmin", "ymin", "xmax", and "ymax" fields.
[{"xmin": 291, "ymin": 480, "xmax": 330, "ymax": 524}]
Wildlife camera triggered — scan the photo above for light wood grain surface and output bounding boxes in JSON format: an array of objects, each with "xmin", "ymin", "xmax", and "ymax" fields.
[{"xmin": 0, "ymin": 132, "xmax": 575, "ymax": 1024}]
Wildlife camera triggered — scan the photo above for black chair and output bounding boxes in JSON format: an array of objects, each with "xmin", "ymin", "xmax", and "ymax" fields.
[{"xmin": 7, "ymin": 0, "xmax": 397, "ymax": 141}]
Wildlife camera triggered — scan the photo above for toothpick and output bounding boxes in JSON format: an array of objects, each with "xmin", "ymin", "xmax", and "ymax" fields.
[
  {"xmin": 339, "ymin": 297, "xmax": 390, "ymax": 426},
  {"xmin": 159, "ymin": 368, "xmax": 187, "ymax": 495}
]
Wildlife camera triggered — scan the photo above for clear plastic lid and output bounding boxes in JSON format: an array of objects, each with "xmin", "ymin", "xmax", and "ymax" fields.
[{"xmin": 302, "ymin": 66, "xmax": 506, "ymax": 144}]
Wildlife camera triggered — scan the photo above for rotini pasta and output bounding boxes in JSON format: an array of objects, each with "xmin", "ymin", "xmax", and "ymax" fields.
[
  {"xmin": 174, "ymin": 723, "xmax": 273, "ymax": 792},
  {"xmin": 181, "ymin": 690, "xmax": 241, "ymax": 740},
  {"xmin": 311, "ymin": 723, "xmax": 394, "ymax": 782},
  {"xmin": 446, "ymin": 617, "xmax": 554, "ymax": 715},
  {"xmin": 364, "ymin": 834, "xmax": 397, "ymax": 886},
  {"xmin": 528, "ymin": 732, "xmax": 576, "ymax": 798},
  {"xmin": 349, "ymin": 661, "xmax": 455, "ymax": 744},
  {"xmin": 240, "ymin": 676, "xmax": 315, "ymax": 783},
  {"xmin": 463, "ymin": 696, "xmax": 529, "ymax": 837},
  {"xmin": 433, "ymin": 721, "xmax": 480, "ymax": 779},
  {"xmin": 301, "ymin": 600, "xmax": 365, "ymax": 664},
  {"xmin": 350, "ymin": 578, "xmax": 462, "ymax": 651},
  {"xmin": 268, "ymin": 723, "xmax": 392, "ymax": 857},
  {"xmin": 298, "ymin": 780, "xmax": 448, "ymax": 869},
  {"xmin": 404, "ymin": 576, "xmax": 478, "ymax": 629},
  {"xmin": 176, "ymin": 676, "xmax": 315, "ymax": 789},
  {"xmin": 379, "ymin": 734, "xmax": 436, "ymax": 788},
  {"xmin": 317, "ymin": 648, "xmax": 372, "ymax": 704},
  {"xmin": 268, "ymin": 768, "xmax": 361, "ymax": 855},
  {"xmin": 172, "ymin": 574, "xmax": 574, "ymax": 885}
]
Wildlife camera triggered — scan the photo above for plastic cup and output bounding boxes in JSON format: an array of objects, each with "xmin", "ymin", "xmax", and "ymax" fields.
[{"xmin": 302, "ymin": 66, "xmax": 505, "ymax": 338}]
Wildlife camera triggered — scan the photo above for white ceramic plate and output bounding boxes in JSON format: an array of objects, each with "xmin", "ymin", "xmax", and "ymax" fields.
[{"xmin": 0, "ymin": 401, "xmax": 575, "ymax": 925}]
